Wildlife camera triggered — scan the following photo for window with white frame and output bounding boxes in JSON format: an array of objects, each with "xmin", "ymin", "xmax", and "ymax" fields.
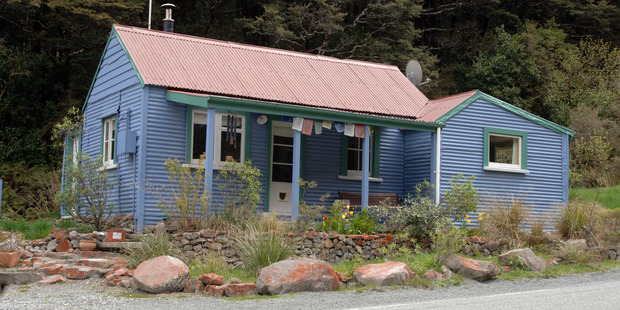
[
  {"xmin": 102, "ymin": 116, "xmax": 116, "ymax": 166},
  {"xmin": 190, "ymin": 110, "xmax": 245, "ymax": 167},
  {"xmin": 347, "ymin": 136, "xmax": 372, "ymax": 176},
  {"xmin": 484, "ymin": 127, "xmax": 528, "ymax": 172}
]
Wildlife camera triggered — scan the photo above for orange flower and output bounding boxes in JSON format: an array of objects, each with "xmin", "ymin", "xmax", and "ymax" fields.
[{"xmin": 350, "ymin": 211, "xmax": 354, "ymax": 215}]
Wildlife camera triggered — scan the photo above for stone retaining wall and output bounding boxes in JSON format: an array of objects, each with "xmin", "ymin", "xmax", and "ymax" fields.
[{"xmin": 172, "ymin": 230, "xmax": 509, "ymax": 264}]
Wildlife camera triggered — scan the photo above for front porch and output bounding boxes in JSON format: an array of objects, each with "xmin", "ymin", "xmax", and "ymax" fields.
[{"xmin": 167, "ymin": 90, "xmax": 444, "ymax": 221}]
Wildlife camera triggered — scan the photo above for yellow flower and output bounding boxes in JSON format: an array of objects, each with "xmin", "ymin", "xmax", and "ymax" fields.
[
  {"xmin": 479, "ymin": 213, "xmax": 483, "ymax": 216},
  {"xmin": 346, "ymin": 219, "xmax": 349, "ymax": 222},
  {"xmin": 478, "ymin": 217, "xmax": 482, "ymax": 221},
  {"xmin": 322, "ymin": 221, "xmax": 326, "ymax": 226},
  {"xmin": 487, "ymin": 213, "xmax": 490, "ymax": 217},
  {"xmin": 350, "ymin": 211, "xmax": 354, "ymax": 215},
  {"xmin": 467, "ymin": 220, "xmax": 471, "ymax": 223},
  {"xmin": 465, "ymin": 214, "xmax": 469, "ymax": 219},
  {"xmin": 342, "ymin": 214, "xmax": 346, "ymax": 219},
  {"xmin": 346, "ymin": 205, "xmax": 350, "ymax": 209}
]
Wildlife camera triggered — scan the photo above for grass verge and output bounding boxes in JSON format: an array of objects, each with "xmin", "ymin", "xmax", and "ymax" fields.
[{"xmin": 569, "ymin": 185, "xmax": 620, "ymax": 210}]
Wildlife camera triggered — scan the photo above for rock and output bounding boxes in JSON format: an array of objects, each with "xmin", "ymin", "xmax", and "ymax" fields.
[
  {"xmin": 565, "ymin": 239, "xmax": 588, "ymax": 250},
  {"xmin": 61, "ymin": 266, "xmax": 99, "ymax": 280},
  {"xmin": 76, "ymin": 258, "xmax": 115, "ymax": 269},
  {"xmin": 423, "ymin": 269, "xmax": 444, "ymax": 281},
  {"xmin": 133, "ymin": 256, "xmax": 189, "ymax": 294},
  {"xmin": 184, "ymin": 279, "xmax": 205, "ymax": 293},
  {"xmin": 39, "ymin": 275, "xmax": 66, "ymax": 285},
  {"xmin": 441, "ymin": 265, "xmax": 452, "ymax": 280},
  {"xmin": 204, "ymin": 285, "xmax": 225, "ymax": 297},
  {"xmin": 55, "ymin": 239, "xmax": 72, "ymax": 252},
  {"xmin": 0, "ymin": 272, "xmax": 43, "ymax": 285},
  {"xmin": 256, "ymin": 258, "xmax": 340, "ymax": 295},
  {"xmin": 353, "ymin": 261, "xmax": 416, "ymax": 286},
  {"xmin": 334, "ymin": 270, "xmax": 351, "ymax": 283},
  {"xmin": 46, "ymin": 239, "xmax": 58, "ymax": 252},
  {"xmin": 444, "ymin": 254, "xmax": 500, "ymax": 282},
  {"xmin": 498, "ymin": 248, "xmax": 547, "ymax": 272},
  {"xmin": 200, "ymin": 273, "xmax": 223, "ymax": 286},
  {"xmin": 223, "ymin": 283, "xmax": 258, "ymax": 297}
]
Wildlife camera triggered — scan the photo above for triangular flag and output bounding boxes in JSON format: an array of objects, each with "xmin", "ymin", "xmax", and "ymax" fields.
[
  {"xmin": 314, "ymin": 121, "xmax": 323, "ymax": 135},
  {"xmin": 302, "ymin": 119, "xmax": 313, "ymax": 135},
  {"xmin": 355, "ymin": 124, "xmax": 365, "ymax": 138},
  {"xmin": 334, "ymin": 122, "xmax": 344, "ymax": 133},
  {"xmin": 344, "ymin": 123, "xmax": 355, "ymax": 137},
  {"xmin": 292, "ymin": 117, "xmax": 303, "ymax": 131}
]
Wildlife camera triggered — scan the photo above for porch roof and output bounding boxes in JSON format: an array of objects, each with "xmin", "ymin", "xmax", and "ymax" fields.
[
  {"xmin": 167, "ymin": 90, "xmax": 443, "ymax": 131},
  {"xmin": 112, "ymin": 24, "xmax": 430, "ymax": 121}
]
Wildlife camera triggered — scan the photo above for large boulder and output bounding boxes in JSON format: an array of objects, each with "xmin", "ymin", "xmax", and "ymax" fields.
[
  {"xmin": 353, "ymin": 261, "xmax": 417, "ymax": 286},
  {"xmin": 498, "ymin": 248, "xmax": 547, "ymax": 272},
  {"xmin": 256, "ymin": 258, "xmax": 340, "ymax": 295},
  {"xmin": 444, "ymin": 254, "xmax": 500, "ymax": 282},
  {"xmin": 133, "ymin": 256, "xmax": 189, "ymax": 294}
]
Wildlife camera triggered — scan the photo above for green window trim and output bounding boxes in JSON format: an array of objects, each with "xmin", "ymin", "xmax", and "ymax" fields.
[
  {"xmin": 340, "ymin": 127, "xmax": 380, "ymax": 178},
  {"xmin": 185, "ymin": 107, "xmax": 250, "ymax": 166},
  {"xmin": 483, "ymin": 127, "xmax": 528, "ymax": 170},
  {"xmin": 100, "ymin": 115, "xmax": 118, "ymax": 165}
]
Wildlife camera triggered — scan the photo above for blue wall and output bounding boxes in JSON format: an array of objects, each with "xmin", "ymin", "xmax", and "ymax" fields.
[
  {"xmin": 82, "ymin": 34, "xmax": 143, "ymax": 216},
  {"xmin": 403, "ymin": 131, "xmax": 432, "ymax": 195},
  {"xmin": 439, "ymin": 98, "xmax": 567, "ymax": 221},
  {"xmin": 303, "ymin": 127, "xmax": 405, "ymax": 206}
]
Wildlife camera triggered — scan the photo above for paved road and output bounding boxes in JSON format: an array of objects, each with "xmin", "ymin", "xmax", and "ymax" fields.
[{"xmin": 2, "ymin": 268, "xmax": 619, "ymax": 310}]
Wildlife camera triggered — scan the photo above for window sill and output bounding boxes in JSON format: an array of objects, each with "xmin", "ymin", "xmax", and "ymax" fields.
[
  {"xmin": 182, "ymin": 162, "xmax": 239, "ymax": 170},
  {"xmin": 483, "ymin": 166, "xmax": 529, "ymax": 174},
  {"xmin": 98, "ymin": 163, "xmax": 117, "ymax": 171},
  {"xmin": 338, "ymin": 175, "xmax": 383, "ymax": 182}
]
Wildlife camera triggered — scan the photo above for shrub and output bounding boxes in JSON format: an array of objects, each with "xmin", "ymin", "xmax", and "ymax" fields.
[
  {"xmin": 55, "ymin": 153, "xmax": 114, "ymax": 231},
  {"xmin": 554, "ymin": 244, "xmax": 598, "ymax": 265},
  {"xmin": 400, "ymin": 175, "xmax": 479, "ymax": 238},
  {"xmin": 125, "ymin": 231, "xmax": 185, "ymax": 268},
  {"xmin": 556, "ymin": 200, "xmax": 619, "ymax": 245},
  {"xmin": 210, "ymin": 159, "xmax": 262, "ymax": 231},
  {"xmin": 367, "ymin": 198, "xmax": 408, "ymax": 234},
  {"xmin": 0, "ymin": 230, "xmax": 25, "ymax": 251},
  {"xmin": 347, "ymin": 209, "xmax": 375, "ymax": 234},
  {"xmin": 294, "ymin": 179, "xmax": 327, "ymax": 232},
  {"xmin": 190, "ymin": 251, "xmax": 227, "ymax": 276},
  {"xmin": 153, "ymin": 157, "xmax": 209, "ymax": 231},
  {"xmin": 431, "ymin": 219, "xmax": 467, "ymax": 263},
  {"xmin": 233, "ymin": 224, "xmax": 296, "ymax": 275},
  {"xmin": 485, "ymin": 195, "xmax": 530, "ymax": 246},
  {"xmin": 0, "ymin": 163, "xmax": 61, "ymax": 220}
]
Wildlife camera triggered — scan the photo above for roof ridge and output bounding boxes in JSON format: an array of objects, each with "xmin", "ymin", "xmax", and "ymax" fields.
[{"xmin": 112, "ymin": 24, "xmax": 400, "ymax": 70}]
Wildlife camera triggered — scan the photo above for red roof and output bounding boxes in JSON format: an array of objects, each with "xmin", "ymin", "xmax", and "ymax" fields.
[
  {"xmin": 417, "ymin": 90, "xmax": 478, "ymax": 122},
  {"xmin": 113, "ymin": 25, "xmax": 430, "ymax": 119}
]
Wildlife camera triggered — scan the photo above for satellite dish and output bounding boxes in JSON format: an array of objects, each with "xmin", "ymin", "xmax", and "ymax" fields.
[{"xmin": 406, "ymin": 60, "xmax": 423, "ymax": 86}]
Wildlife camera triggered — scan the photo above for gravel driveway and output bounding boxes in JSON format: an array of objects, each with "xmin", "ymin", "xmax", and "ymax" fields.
[{"xmin": 2, "ymin": 268, "xmax": 619, "ymax": 310}]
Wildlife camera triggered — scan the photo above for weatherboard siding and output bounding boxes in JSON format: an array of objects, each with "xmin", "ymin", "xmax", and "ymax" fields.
[
  {"xmin": 403, "ymin": 131, "xmax": 432, "ymax": 194},
  {"xmin": 440, "ymin": 99, "xmax": 566, "ymax": 222},
  {"xmin": 303, "ymin": 127, "xmax": 405, "ymax": 206},
  {"xmin": 82, "ymin": 34, "xmax": 143, "ymax": 216}
]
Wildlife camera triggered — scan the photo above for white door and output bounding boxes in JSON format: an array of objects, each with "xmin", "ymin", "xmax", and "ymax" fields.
[{"xmin": 269, "ymin": 121, "xmax": 294, "ymax": 215}]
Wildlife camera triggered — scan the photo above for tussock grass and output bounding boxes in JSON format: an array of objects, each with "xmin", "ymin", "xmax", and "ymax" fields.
[{"xmin": 125, "ymin": 231, "xmax": 185, "ymax": 268}]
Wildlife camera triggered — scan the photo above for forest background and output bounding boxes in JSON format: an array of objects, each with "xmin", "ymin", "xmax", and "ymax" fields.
[{"xmin": 0, "ymin": 0, "xmax": 618, "ymax": 219}]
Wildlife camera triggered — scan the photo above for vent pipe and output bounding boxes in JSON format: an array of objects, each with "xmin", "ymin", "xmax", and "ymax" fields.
[{"xmin": 162, "ymin": 3, "xmax": 175, "ymax": 33}]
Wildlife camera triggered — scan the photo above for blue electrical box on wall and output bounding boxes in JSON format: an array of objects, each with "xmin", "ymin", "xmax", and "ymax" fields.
[{"xmin": 117, "ymin": 130, "xmax": 137, "ymax": 154}]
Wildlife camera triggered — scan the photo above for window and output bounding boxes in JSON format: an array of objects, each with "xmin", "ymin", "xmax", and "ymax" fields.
[
  {"xmin": 189, "ymin": 110, "xmax": 245, "ymax": 167},
  {"xmin": 347, "ymin": 137, "xmax": 372, "ymax": 177},
  {"xmin": 339, "ymin": 127, "xmax": 381, "ymax": 180},
  {"xmin": 483, "ymin": 127, "xmax": 528, "ymax": 173},
  {"xmin": 102, "ymin": 116, "xmax": 116, "ymax": 166}
]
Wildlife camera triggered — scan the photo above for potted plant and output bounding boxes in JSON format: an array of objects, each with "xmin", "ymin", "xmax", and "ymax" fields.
[{"xmin": 0, "ymin": 230, "xmax": 24, "ymax": 268}]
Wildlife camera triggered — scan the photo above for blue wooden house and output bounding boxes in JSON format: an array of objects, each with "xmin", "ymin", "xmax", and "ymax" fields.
[{"xmin": 63, "ymin": 24, "xmax": 574, "ymax": 232}]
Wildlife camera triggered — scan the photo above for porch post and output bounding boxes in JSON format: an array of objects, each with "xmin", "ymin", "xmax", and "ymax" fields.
[
  {"xmin": 291, "ymin": 129, "xmax": 301, "ymax": 220},
  {"xmin": 204, "ymin": 108, "xmax": 216, "ymax": 198},
  {"xmin": 361, "ymin": 125, "xmax": 370, "ymax": 209},
  {"xmin": 434, "ymin": 127, "xmax": 441, "ymax": 204}
]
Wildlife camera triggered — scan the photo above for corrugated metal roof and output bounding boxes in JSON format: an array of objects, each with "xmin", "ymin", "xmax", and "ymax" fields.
[
  {"xmin": 417, "ymin": 90, "xmax": 478, "ymax": 122},
  {"xmin": 113, "ymin": 25, "xmax": 429, "ymax": 119}
]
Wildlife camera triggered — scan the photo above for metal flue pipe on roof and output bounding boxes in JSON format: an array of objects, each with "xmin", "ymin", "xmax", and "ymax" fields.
[{"xmin": 162, "ymin": 3, "xmax": 175, "ymax": 33}]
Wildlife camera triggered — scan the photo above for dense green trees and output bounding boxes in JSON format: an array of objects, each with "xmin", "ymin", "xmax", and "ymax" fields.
[{"xmin": 1, "ymin": 0, "xmax": 619, "ymax": 216}]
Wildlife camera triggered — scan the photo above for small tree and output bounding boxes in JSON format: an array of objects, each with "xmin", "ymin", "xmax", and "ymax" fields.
[
  {"xmin": 154, "ymin": 157, "xmax": 210, "ymax": 231},
  {"xmin": 213, "ymin": 159, "xmax": 262, "ymax": 228},
  {"xmin": 55, "ymin": 153, "xmax": 114, "ymax": 231}
]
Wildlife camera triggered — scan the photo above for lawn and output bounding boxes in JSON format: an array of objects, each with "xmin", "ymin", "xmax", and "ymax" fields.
[{"xmin": 569, "ymin": 184, "xmax": 620, "ymax": 209}]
